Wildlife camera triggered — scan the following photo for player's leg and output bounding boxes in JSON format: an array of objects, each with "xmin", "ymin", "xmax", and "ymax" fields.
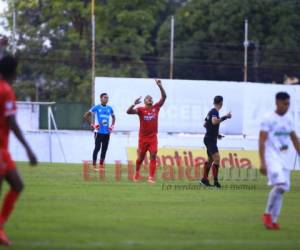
[
  {"xmin": 211, "ymin": 151, "xmax": 221, "ymax": 187},
  {"xmin": 99, "ymin": 134, "xmax": 110, "ymax": 167},
  {"xmin": 148, "ymin": 138, "xmax": 158, "ymax": 183},
  {"xmin": 134, "ymin": 149, "xmax": 147, "ymax": 181},
  {"xmin": 201, "ymin": 155, "xmax": 213, "ymax": 186},
  {"xmin": 200, "ymin": 137, "xmax": 214, "ymax": 186},
  {"xmin": 0, "ymin": 168, "xmax": 24, "ymax": 246},
  {"xmin": 92, "ymin": 133, "xmax": 101, "ymax": 168},
  {"xmin": 0, "ymin": 169, "xmax": 23, "ymax": 225},
  {"xmin": 148, "ymin": 152, "xmax": 157, "ymax": 184},
  {"xmin": 133, "ymin": 137, "xmax": 148, "ymax": 181},
  {"xmin": 263, "ymin": 169, "xmax": 290, "ymax": 229},
  {"xmin": 0, "ymin": 175, "xmax": 10, "ymax": 246},
  {"xmin": 264, "ymin": 184, "xmax": 286, "ymax": 229}
]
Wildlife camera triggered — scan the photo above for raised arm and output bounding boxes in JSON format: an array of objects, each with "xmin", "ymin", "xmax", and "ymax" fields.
[
  {"xmin": 259, "ymin": 130, "xmax": 268, "ymax": 175},
  {"xmin": 127, "ymin": 97, "xmax": 141, "ymax": 115},
  {"xmin": 8, "ymin": 115, "xmax": 37, "ymax": 165},
  {"xmin": 155, "ymin": 79, "xmax": 167, "ymax": 107}
]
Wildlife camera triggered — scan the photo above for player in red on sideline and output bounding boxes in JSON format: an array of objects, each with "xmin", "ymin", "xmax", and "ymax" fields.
[
  {"xmin": 127, "ymin": 79, "xmax": 166, "ymax": 184},
  {"xmin": 0, "ymin": 55, "xmax": 37, "ymax": 246}
]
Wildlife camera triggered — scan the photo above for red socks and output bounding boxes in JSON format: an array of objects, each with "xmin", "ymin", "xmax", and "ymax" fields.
[
  {"xmin": 135, "ymin": 159, "xmax": 142, "ymax": 173},
  {"xmin": 0, "ymin": 190, "xmax": 20, "ymax": 226},
  {"xmin": 203, "ymin": 161, "xmax": 211, "ymax": 180},
  {"xmin": 149, "ymin": 159, "xmax": 156, "ymax": 178},
  {"xmin": 212, "ymin": 163, "xmax": 219, "ymax": 181}
]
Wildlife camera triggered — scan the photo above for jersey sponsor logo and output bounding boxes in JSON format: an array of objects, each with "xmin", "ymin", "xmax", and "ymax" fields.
[
  {"xmin": 274, "ymin": 131, "xmax": 290, "ymax": 136},
  {"xmin": 101, "ymin": 120, "xmax": 108, "ymax": 126},
  {"xmin": 279, "ymin": 145, "xmax": 288, "ymax": 151},
  {"xmin": 144, "ymin": 114, "xmax": 156, "ymax": 121}
]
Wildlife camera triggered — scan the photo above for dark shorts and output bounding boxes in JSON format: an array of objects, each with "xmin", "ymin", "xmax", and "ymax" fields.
[{"xmin": 204, "ymin": 137, "xmax": 218, "ymax": 157}]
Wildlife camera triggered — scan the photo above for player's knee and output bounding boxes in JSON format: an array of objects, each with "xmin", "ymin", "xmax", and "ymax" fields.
[
  {"xmin": 150, "ymin": 153, "xmax": 157, "ymax": 160},
  {"xmin": 214, "ymin": 158, "xmax": 220, "ymax": 165},
  {"xmin": 94, "ymin": 146, "xmax": 100, "ymax": 152},
  {"xmin": 275, "ymin": 184, "xmax": 288, "ymax": 194},
  {"xmin": 12, "ymin": 181, "xmax": 24, "ymax": 193}
]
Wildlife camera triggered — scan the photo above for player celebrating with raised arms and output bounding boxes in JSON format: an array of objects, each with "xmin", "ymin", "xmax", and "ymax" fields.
[
  {"xmin": 259, "ymin": 92, "xmax": 300, "ymax": 230},
  {"xmin": 200, "ymin": 95, "xmax": 232, "ymax": 188},
  {"xmin": 127, "ymin": 79, "xmax": 166, "ymax": 184}
]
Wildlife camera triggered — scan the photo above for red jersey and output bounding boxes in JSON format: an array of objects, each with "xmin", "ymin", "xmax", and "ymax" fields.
[
  {"xmin": 0, "ymin": 79, "xmax": 16, "ymax": 149},
  {"xmin": 137, "ymin": 103, "xmax": 160, "ymax": 138}
]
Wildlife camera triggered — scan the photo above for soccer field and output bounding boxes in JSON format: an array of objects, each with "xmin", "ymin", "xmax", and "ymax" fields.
[{"xmin": 3, "ymin": 163, "xmax": 300, "ymax": 250}]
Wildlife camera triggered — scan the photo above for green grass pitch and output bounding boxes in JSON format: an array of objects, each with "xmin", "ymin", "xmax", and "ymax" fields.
[{"xmin": 2, "ymin": 163, "xmax": 300, "ymax": 250}]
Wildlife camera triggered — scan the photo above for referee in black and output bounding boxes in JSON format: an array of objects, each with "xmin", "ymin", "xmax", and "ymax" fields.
[{"xmin": 200, "ymin": 96, "xmax": 232, "ymax": 188}]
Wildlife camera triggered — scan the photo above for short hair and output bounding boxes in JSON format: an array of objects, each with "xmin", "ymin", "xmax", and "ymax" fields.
[
  {"xmin": 276, "ymin": 92, "xmax": 290, "ymax": 101},
  {"xmin": 0, "ymin": 55, "xmax": 18, "ymax": 79},
  {"xmin": 100, "ymin": 93, "xmax": 107, "ymax": 98},
  {"xmin": 144, "ymin": 95, "xmax": 152, "ymax": 100},
  {"xmin": 214, "ymin": 95, "xmax": 223, "ymax": 104}
]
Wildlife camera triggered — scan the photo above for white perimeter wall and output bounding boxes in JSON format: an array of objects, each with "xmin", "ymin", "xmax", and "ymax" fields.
[
  {"xmin": 8, "ymin": 130, "xmax": 300, "ymax": 170},
  {"xmin": 8, "ymin": 78, "xmax": 300, "ymax": 169},
  {"xmin": 9, "ymin": 130, "xmax": 255, "ymax": 164},
  {"xmin": 95, "ymin": 77, "xmax": 300, "ymax": 135}
]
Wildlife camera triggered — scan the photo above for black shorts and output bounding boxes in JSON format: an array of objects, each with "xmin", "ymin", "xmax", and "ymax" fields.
[{"xmin": 204, "ymin": 136, "xmax": 218, "ymax": 157}]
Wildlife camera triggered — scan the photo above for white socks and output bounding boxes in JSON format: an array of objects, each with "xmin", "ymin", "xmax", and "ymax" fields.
[{"xmin": 265, "ymin": 185, "xmax": 285, "ymax": 223}]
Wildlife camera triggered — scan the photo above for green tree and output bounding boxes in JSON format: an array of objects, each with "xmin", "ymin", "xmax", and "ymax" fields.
[
  {"xmin": 5, "ymin": 0, "xmax": 91, "ymax": 102},
  {"xmin": 157, "ymin": 0, "xmax": 300, "ymax": 82},
  {"xmin": 5, "ymin": 0, "xmax": 182, "ymax": 102}
]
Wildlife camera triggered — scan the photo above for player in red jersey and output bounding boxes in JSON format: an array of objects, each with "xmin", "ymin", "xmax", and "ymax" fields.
[
  {"xmin": 127, "ymin": 79, "xmax": 166, "ymax": 184},
  {"xmin": 0, "ymin": 55, "xmax": 37, "ymax": 246}
]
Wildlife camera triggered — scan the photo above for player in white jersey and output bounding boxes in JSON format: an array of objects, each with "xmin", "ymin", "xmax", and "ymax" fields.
[{"xmin": 259, "ymin": 92, "xmax": 300, "ymax": 230}]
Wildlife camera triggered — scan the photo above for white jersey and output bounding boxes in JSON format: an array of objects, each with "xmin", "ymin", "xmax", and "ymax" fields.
[{"xmin": 260, "ymin": 112, "xmax": 294, "ymax": 170}]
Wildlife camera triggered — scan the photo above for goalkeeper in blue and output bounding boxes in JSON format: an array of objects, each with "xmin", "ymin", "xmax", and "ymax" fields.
[{"xmin": 259, "ymin": 92, "xmax": 300, "ymax": 230}]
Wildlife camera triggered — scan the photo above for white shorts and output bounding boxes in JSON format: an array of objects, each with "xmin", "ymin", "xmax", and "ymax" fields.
[{"xmin": 266, "ymin": 162, "xmax": 291, "ymax": 191}]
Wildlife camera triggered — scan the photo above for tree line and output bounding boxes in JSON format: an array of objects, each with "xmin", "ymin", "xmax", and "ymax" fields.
[{"xmin": 2, "ymin": 0, "xmax": 300, "ymax": 103}]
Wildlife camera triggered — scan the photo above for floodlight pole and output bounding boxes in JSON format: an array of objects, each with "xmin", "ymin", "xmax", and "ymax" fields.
[
  {"xmin": 169, "ymin": 16, "xmax": 175, "ymax": 79},
  {"xmin": 91, "ymin": 0, "xmax": 96, "ymax": 106},
  {"xmin": 243, "ymin": 19, "xmax": 249, "ymax": 82}
]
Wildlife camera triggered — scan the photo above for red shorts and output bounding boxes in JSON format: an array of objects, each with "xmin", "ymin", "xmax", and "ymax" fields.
[
  {"xmin": 138, "ymin": 137, "xmax": 158, "ymax": 154},
  {"xmin": 0, "ymin": 149, "xmax": 16, "ymax": 175}
]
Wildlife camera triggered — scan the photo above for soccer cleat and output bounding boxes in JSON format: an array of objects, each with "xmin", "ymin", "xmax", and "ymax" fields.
[
  {"xmin": 200, "ymin": 178, "xmax": 212, "ymax": 187},
  {"xmin": 147, "ymin": 176, "xmax": 156, "ymax": 184},
  {"xmin": 0, "ymin": 229, "xmax": 11, "ymax": 246},
  {"xmin": 92, "ymin": 161, "xmax": 99, "ymax": 172},
  {"xmin": 214, "ymin": 181, "xmax": 221, "ymax": 188},
  {"xmin": 262, "ymin": 213, "xmax": 274, "ymax": 229},
  {"xmin": 133, "ymin": 172, "xmax": 140, "ymax": 182},
  {"xmin": 272, "ymin": 223, "xmax": 280, "ymax": 230}
]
